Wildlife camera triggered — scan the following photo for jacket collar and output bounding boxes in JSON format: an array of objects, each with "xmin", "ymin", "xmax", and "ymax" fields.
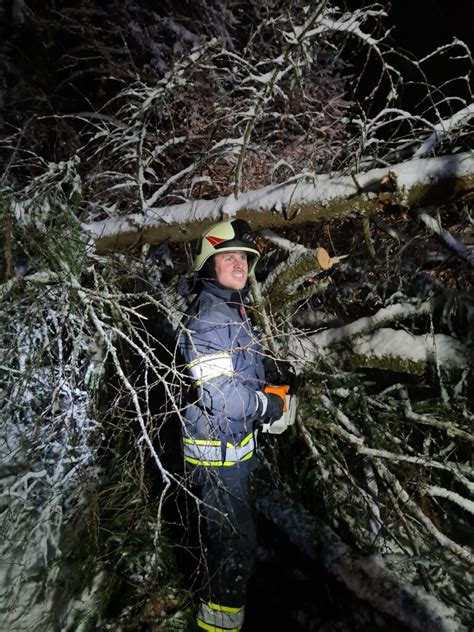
[{"xmin": 202, "ymin": 279, "xmax": 250, "ymax": 305}]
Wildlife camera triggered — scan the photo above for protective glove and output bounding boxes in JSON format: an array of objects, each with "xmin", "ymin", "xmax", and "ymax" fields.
[
  {"xmin": 263, "ymin": 392, "xmax": 284, "ymax": 423},
  {"xmin": 257, "ymin": 384, "xmax": 297, "ymax": 434},
  {"xmin": 255, "ymin": 384, "xmax": 290, "ymax": 426}
]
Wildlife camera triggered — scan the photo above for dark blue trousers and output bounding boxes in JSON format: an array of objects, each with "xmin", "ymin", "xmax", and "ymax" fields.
[{"xmin": 194, "ymin": 469, "xmax": 257, "ymax": 608}]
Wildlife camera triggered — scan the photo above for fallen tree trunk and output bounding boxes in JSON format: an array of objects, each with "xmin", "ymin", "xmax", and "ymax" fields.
[
  {"xmin": 350, "ymin": 328, "xmax": 469, "ymax": 374},
  {"xmin": 283, "ymin": 302, "xmax": 469, "ymax": 375},
  {"xmin": 82, "ymin": 152, "xmax": 474, "ymax": 253},
  {"xmin": 256, "ymin": 490, "xmax": 463, "ymax": 632}
]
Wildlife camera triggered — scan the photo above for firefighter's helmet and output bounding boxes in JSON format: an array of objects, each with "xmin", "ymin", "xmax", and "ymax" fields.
[{"xmin": 193, "ymin": 219, "xmax": 260, "ymax": 274}]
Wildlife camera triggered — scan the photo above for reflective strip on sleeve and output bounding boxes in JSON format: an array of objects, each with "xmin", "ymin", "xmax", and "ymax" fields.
[
  {"xmin": 186, "ymin": 352, "xmax": 234, "ymax": 386},
  {"xmin": 196, "ymin": 600, "xmax": 245, "ymax": 631},
  {"xmin": 183, "ymin": 433, "xmax": 255, "ymax": 467},
  {"xmin": 255, "ymin": 390, "xmax": 267, "ymax": 415}
]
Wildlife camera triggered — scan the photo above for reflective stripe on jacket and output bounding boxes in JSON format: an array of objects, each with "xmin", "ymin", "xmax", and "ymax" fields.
[
  {"xmin": 182, "ymin": 432, "xmax": 255, "ymax": 466},
  {"xmin": 178, "ymin": 281, "xmax": 265, "ymax": 469},
  {"xmin": 197, "ymin": 599, "xmax": 245, "ymax": 631}
]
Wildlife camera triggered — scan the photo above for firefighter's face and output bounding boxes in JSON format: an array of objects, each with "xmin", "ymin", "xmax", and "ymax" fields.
[{"xmin": 214, "ymin": 251, "xmax": 248, "ymax": 290}]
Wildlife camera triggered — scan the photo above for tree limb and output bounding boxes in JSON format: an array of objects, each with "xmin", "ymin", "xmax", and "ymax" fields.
[
  {"xmin": 81, "ymin": 152, "xmax": 474, "ymax": 253},
  {"xmin": 256, "ymin": 490, "xmax": 463, "ymax": 632}
]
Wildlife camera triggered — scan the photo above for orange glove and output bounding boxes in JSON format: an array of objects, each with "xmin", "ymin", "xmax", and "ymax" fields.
[{"xmin": 263, "ymin": 384, "xmax": 290, "ymax": 412}]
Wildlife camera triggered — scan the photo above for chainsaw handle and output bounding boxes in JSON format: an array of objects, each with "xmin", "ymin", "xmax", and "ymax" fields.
[{"xmin": 263, "ymin": 384, "xmax": 290, "ymax": 412}]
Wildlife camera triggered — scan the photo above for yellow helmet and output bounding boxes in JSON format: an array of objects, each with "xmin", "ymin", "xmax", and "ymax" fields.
[{"xmin": 193, "ymin": 219, "xmax": 261, "ymax": 274}]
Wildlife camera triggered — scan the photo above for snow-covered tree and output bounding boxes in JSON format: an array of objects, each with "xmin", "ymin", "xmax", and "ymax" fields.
[{"xmin": 1, "ymin": 1, "xmax": 473, "ymax": 629}]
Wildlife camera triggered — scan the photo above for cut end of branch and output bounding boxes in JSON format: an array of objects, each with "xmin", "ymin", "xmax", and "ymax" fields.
[{"xmin": 315, "ymin": 247, "xmax": 349, "ymax": 270}]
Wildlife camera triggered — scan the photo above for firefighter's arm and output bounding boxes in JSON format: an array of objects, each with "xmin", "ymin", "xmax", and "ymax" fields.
[{"xmin": 180, "ymin": 320, "xmax": 261, "ymax": 421}]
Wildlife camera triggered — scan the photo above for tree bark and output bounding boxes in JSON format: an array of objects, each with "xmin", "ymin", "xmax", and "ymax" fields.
[
  {"xmin": 256, "ymin": 490, "xmax": 463, "ymax": 632},
  {"xmin": 82, "ymin": 152, "xmax": 474, "ymax": 253}
]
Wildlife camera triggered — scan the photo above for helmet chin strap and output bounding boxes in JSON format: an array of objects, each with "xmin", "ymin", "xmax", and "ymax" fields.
[{"xmin": 200, "ymin": 257, "xmax": 216, "ymax": 281}]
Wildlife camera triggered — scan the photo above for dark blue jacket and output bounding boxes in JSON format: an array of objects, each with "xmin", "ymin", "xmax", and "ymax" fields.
[{"xmin": 178, "ymin": 281, "xmax": 265, "ymax": 475}]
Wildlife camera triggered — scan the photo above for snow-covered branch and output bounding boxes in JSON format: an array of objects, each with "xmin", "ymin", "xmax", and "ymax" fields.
[
  {"xmin": 411, "ymin": 207, "xmax": 474, "ymax": 266},
  {"xmin": 257, "ymin": 490, "xmax": 462, "ymax": 632},
  {"xmin": 2, "ymin": 3, "xmax": 473, "ymax": 629},
  {"xmin": 287, "ymin": 301, "xmax": 432, "ymax": 368},
  {"xmin": 351, "ymin": 328, "xmax": 469, "ymax": 373},
  {"xmin": 291, "ymin": 380, "xmax": 474, "ymax": 623},
  {"xmin": 413, "ymin": 104, "xmax": 474, "ymax": 158},
  {"xmin": 82, "ymin": 152, "xmax": 474, "ymax": 252}
]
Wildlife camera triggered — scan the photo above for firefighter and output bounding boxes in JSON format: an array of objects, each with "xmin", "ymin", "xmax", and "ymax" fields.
[{"xmin": 177, "ymin": 219, "xmax": 289, "ymax": 631}]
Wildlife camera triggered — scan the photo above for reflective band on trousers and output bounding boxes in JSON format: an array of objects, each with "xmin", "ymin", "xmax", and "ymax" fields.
[
  {"xmin": 197, "ymin": 600, "xmax": 245, "ymax": 632},
  {"xmin": 183, "ymin": 432, "xmax": 255, "ymax": 466}
]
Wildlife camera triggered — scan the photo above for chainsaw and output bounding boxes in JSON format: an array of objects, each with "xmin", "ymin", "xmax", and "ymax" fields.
[{"xmin": 260, "ymin": 383, "xmax": 298, "ymax": 435}]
